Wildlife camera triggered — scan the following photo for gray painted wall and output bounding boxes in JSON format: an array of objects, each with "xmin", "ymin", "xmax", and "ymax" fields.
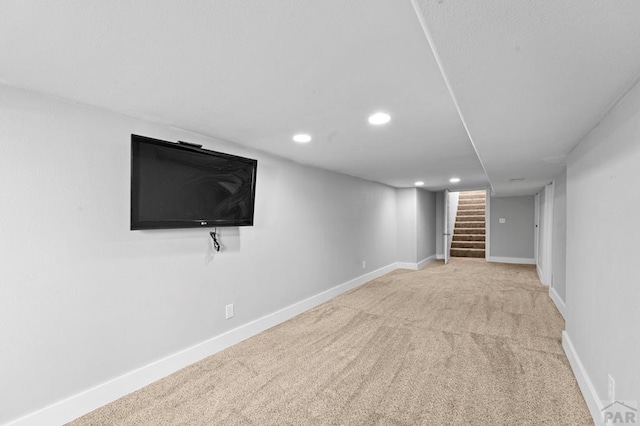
[
  {"xmin": 551, "ymin": 170, "xmax": 567, "ymax": 303},
  {"xmin": 489, "ymin": 195, "xmax": 535, "ymax": 259},
  {"xmin": 416, "ymin": 189, "xmax": 436, "ymax": 262},
  {"xmin": 397, "ymin": 188, "xmax": 436, "ymax": 264},
  {"xmin": 566, "ymin": 78, "xmax": 640, "ymax": 407},
  {"xmin": 396, "ymin": 188, "xmax": 417, "ymax": 263},
  {"xmin": 0, "ymin": 84, "xmax": 406, "ymax": 423}
]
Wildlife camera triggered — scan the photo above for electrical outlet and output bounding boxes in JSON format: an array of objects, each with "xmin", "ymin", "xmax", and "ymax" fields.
[
  {"xmin": 362, "ymin": 261, "xmax": 366, "ymax": 269},
  {"xmin": 499, "ymin": 218, "xmax": 506, "ymax": 224},
  {"xmin": 607, "ymin": 374, "xmax": 615, "ymax": 401},
  {"xmin": 225, "ymin": 303, "xmax": 234, "ymax": 319}
]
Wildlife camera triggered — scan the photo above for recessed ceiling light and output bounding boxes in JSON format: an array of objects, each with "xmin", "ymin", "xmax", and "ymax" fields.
[
  {"xmin": 415, "ymin": 181, "xmax": 424, "ymax": 186},
  {"xmin": 449, "ymin": 177, "xmax": 461, "ymax": 183},
  {"xmin": 293, "ymin": 134, "xmax": 311, "ymax": 143},
  {"xmin": 368, "ymin": 112, "xmax": 391, "ymax": 125}
]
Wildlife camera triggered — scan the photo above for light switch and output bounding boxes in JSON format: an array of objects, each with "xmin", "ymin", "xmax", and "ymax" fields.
[{"xmin": 499, "ymin": 218, "xmax": 506, "ymax": 224}]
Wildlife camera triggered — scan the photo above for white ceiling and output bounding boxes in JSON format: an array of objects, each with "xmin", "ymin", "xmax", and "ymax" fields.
[
  {"xmin": 1, "ymin": 1, "xmax": 639, "ymax": 195},
  {"xmin": 413, "ymin": 0, "xmax": 640, "ymax": 195}
]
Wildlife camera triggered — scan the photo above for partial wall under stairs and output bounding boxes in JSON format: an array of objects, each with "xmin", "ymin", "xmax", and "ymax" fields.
[{"xmin": 451, "ymin": 190, "xmax": 486, "ymax": 258}]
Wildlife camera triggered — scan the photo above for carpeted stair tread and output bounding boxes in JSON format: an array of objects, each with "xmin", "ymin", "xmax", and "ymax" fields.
[
  {"xmin": 457, "ymin": 203, "xmax": 486, "ymax": 210},
  {"xmin": 451, "ymin": 241, "xmax": 486, "ymax": 249},
  {"xmin": 450, "ymin": 248, "xmax": 486, "ymax": 258},
  {"xmin": 457, "ymin": 200, "xmax": 486, "ymax": 205},
  {"xmin": 456, "ymin": 215, "xmax": 485, "ymax": 222},
  {"xmin": 454, "ymin": 228, "xmax": 486, "ymax": 235},
  {"xmin": 455, "ymin": 221, "xmax": 485, "ymax": 228},
  {"xmin": 452, "ymin": 234, "xmax": 486, "ymax": 241}
]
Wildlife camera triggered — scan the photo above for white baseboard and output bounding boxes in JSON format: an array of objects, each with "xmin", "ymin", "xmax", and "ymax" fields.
[
  {"xmin": 487, "ymin": 256, "xmax": 536, "ymax": 265},
  {"xmin": 396, "ymin": 255, "xmax": 437, "ymax": 271},
  {"xmin": 436, "ymin": 253, "xmax": 444, "ymax": 260},
  {"xmin": 562, "ymin": 331, "xmax": 603, "ymax": 425},
  {"xmin": 549, "ymin": 286, "xmax": 567, "ymax": 319},
  {"xmin": 5, "ymin": 263, "xmax": 399, "ymax": 426},
  {"xmin": 417, "ymin": 255, "xmax": 437, "ymax": 270},
  {"xmin": 537, "ymin": 265, "xmax": 546, "ymax": 285}
]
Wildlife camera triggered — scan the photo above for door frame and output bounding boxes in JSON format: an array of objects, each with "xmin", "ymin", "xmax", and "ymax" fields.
[
  {"xmin": 534, "ymin": 192, "xmax": 540, "ymax": 265},
  {"xmin": 444, "ymin": 189, "xmax": 450, "ymax": 264},
  {"xmin": 485, "ymin": 187, "xmax": 491, "ymax": 260},
  {"xmin": 536, "ymin": 182, "xmax": 554, "ymax": 286},
  {"xmin": 543, "ymin": 181, "xmax": 554, "ymax": 286}
]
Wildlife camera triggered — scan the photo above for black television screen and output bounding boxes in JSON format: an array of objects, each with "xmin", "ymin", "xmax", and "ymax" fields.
[{"xmin": 131, "ymin": 134, "xmax": 257, "ymax": 230}]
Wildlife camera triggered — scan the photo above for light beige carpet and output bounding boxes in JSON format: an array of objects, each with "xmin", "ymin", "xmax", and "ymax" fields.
[{"xmin": 69, "ymin": 258, "xmax": 593, "ymax": 425}]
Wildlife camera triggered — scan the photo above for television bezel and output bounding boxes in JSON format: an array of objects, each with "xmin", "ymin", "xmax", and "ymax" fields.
[{"xmin": 130, "ymin": 134, "xmax": 257, "ymax": 230}]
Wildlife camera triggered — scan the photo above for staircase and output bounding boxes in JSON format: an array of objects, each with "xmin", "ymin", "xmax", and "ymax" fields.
[{"xmin": 451, "ymin": 190, "xmax": 486, "ymax": 258}]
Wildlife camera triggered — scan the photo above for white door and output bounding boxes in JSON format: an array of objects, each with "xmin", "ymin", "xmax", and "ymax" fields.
[
  {"xmin": 444, "ymin": 190, "xmax": 451, "ymax": 264},
  {"xmin": 534, "ymin": 192, "xmax": 539, "ymax": 265},
  {"xmin": 542, "ymin": 182, "xmax": 554, "ymax": 286},
  {"xmin": 535, "ymin": 182, "xmax": 554, "ymax": 286}
]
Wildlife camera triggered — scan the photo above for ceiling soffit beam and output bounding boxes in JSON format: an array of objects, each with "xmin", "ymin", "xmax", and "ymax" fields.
[{"xmin": 410, "ymin": 0, "xmax": 495, "ymax": 195}]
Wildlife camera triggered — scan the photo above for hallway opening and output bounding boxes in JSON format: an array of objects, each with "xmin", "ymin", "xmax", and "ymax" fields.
[{"xmin": 451, "ymin": 190, "xmax": 486, "ymax": 258}]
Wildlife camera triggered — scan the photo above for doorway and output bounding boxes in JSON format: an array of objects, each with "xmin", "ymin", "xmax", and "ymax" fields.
[{"xmin": 447, "ymin": 190, "xmax": 487, "ymax": 259}]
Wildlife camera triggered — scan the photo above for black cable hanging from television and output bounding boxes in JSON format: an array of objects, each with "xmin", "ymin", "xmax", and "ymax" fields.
[{"xmin": 210, "ymin": 228, "xmax": 220, "ymax": 252}]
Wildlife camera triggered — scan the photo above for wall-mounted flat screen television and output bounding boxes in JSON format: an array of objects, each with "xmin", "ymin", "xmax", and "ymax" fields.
[{"xmin": 131, "ymin": 134, "xmax": 257, "ymax": 230}]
